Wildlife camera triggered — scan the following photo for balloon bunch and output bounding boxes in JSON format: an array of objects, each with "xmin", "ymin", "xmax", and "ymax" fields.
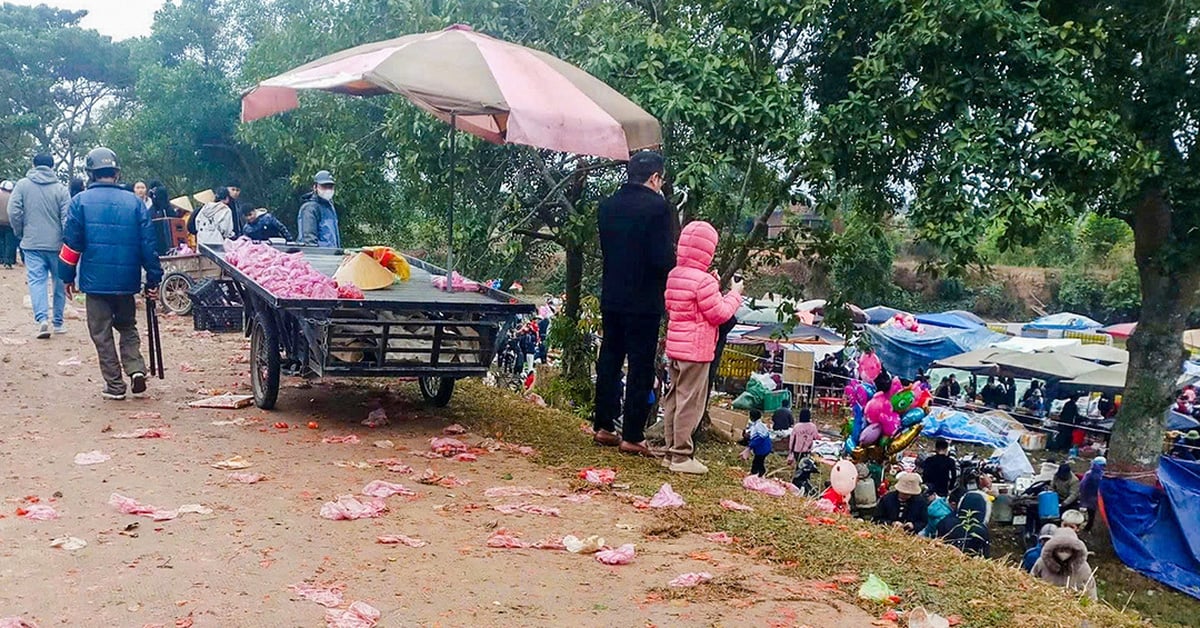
[
  {"xmin": 886, "ymin": 313, "xmax": 923, "ymax": 333},
  {"xmin": 843, "ymin": 370, "xmax": 927, "ymax": 464}
]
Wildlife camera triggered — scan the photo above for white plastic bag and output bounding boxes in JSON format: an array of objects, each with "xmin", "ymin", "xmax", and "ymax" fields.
[{"xmin": 993, "ymin": 438, "xmax": 1034, "ymax": 481}]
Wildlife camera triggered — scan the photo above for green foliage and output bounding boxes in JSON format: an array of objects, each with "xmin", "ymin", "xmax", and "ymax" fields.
[
  {"xmin": 1078, "ymin": 214, "xmax": 1133, "ymax": 261},
  {"xmin": 1055, "ymin": 264, "xmax": 1141, "ymax": 324},
  {"xmin": 828, "ymin": 208, "xmax": 898, "ymax": 307}
]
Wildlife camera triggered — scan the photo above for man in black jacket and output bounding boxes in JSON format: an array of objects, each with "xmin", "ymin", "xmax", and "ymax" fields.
[{"xmin": 592, "ymin": 151, "xmax": 674, "ymax": 457}]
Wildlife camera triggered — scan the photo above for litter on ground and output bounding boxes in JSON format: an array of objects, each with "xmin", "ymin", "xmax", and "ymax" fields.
[
  {"xmin": 319, "ymin": 495, "xmax": 388, "ymax": 520},
  {"xmin": 73, "ymin": 450, "xmax": 111, "ymax": 465},
  {"xmin": 595, "ymin": 544, "xmax": 636, "ymax": 565}
]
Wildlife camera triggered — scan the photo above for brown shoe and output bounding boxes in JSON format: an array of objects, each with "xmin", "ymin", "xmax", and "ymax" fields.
[
  {"xmin": 592, "ymin": 430, "xmax": 620, "ymax": 447},
  {"xmin": 618, "ymin": 440, "xmax": 656, "ymax": 458}
]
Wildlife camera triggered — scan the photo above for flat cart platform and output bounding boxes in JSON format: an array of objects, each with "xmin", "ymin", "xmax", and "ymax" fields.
[{"xmin": 200, "ymin": 243, "xmax": 533, "ymax": 409}]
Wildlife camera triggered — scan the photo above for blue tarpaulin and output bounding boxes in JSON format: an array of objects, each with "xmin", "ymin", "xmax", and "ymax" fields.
[
  {"xmin": 1167, "ymin": 409, "xmax": 1200, "ymax": 432},
  {"xmin": 1023, "ymin": 312, "xmax": 1103, "ymax": 331},
  {"xmin": 920, "ymin": 411, "xmax": 1008, "ymax": 448},
  {"xmin": 864, "ymin": 325, "xmax": 1007, "ymax": 379},
  {"xmin": 915, "ymin": 312, "xmax": 984, "ymax": 330},
  {"xmin": 865, "ymin": 306, "xmax": 904, "ymax": 324},
  {"xmin": 1101, "ymin": 457, "xmax": 1200, "ymax": 600}
]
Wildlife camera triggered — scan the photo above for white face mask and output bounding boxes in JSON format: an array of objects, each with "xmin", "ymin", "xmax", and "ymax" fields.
[{"xmin": 318, "ymin": 189, "xmax": 335, "ymax": 201}]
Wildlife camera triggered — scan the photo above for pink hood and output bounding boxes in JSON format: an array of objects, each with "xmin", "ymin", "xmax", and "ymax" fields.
[
  {"xmin": 676, "ymin": 221, "xmax": 718, "ymax": 271},
  {"xmin": 663, "ymin": 220, "xmax": 741, "ymax": 363}
]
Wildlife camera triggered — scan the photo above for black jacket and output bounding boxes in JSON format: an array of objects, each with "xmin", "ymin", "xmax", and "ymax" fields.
[
  {"xmin": 242, "ymin": 213, "xmax": 292, "ymax": 241},
  {"xmin": 874, "ymin": 491, "xmax": 929, "ymax": 531},
  {"xmin": 922, "ymin": 454, "xmax": 957, "ymax": 496},
  {"xmin": 597, "ymin": 183, "xmax": 674, "ymax": 315}
]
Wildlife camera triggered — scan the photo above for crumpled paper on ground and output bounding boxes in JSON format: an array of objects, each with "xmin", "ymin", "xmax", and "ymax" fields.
[
  {"xmin": 563, "ymin": 535, "xmax": 605, "ymax": 554},
  {"xmin": 908, "ymin": 607, "xmax": 951, "ymax": 628},
  {"xmin": 56, "ymin": 356, "xmax": 81, "ymax": 367},
  {"xmin": 362, "ymin": 408, "xmax": 388, "ymax": 428},
  {"xmin": 17, "ymin": 504, "xmax": 59, "ymax": 520},
  {"xmin": 373, "ymin": 459, "xmax": 413, "ymax": 474},
  {"xmin": 289, "ymin": 582, "xmax": 345, "ymax": 608},
  {"xmin": 211, "ymin": 455, "xmax": 253, "ymax": 470},
  {"xmin": 74, "ymin": 450, "xmax": 110, "ymax": 465},
  {"xmin": 595, "ymin": 544, "xmax": 636, "ymax": 565},
  {"xmin": 49, "ymin": 536, "xmax": 87, "ymax": 551},
  {"xmin": 743, "ymin": 474, "xmax": 800, "ymax": 497},
  {"xmin": 416, "ymin": 469, "xmax": 468, "ymax": 488},
  {"xmin": 227, "ymin": 472, "xmax": 265, "ymax": 484},
  {"xmin": 0, "ymin": 617, "xmax": 37, "ymax": 628},
  {"xmin": 376, "ymin": 534, "xmax": 427, "ymax": 547},
  {"xmin": 704, "ymin": 532, "xmax": 735, "ymax": 544},
  {"xmin": 492, "ymin": 503, "xmax": 560, "ymax": 517},
  {"xmin": 578, "ymin": 467, "xmax": 616, "ymax": 485},
  {"xmin": 361, "ymin": 480, "xmax": 416, "ymax": 498},
  {"xmin": 324, "ymin": 600, "xmax": 380, "ymax": 628},
  {"xmin": 429, "ymin": 437, "xmax": 468, "ymax": 456},
  {"xmin": 108, "ymin": 493, "xmax": 209, "ymax": 521},
  {"xmin": 719, "ymin": 499, "xmax": 754, "ymax": 512},
  {"xmin": 648, "ymin": 483, "xmax": 685, "ymax": 508},
  {"xmin": 322, "ymin": 435, "xmax": 361, "ymax": 445},
  {"xmin": 486, "ymin": 528, "xmax": 529, "ymax": 548},
  {"xmin": 668, "ymin": 572, "xmax": 713, "ymax": 588},
  {"xmin": 319, "ymin": 495, "xmax": 387, "ymax": 520},
  {"xmin": 112, "ymin": 428, "xmax": 170, "ymax": 439}
]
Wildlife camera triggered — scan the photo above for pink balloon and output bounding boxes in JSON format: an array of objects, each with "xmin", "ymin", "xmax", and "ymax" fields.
[
  {"xmin": 878, "ymin": 410, "xmax": 901, "ymax": 437},
  {"xmin": 859, "ymin": 422, "xmax": 883, "ymax": 445},
  {"xmin": 844, "ymin": 382, "xmax": 867, "ymax": 406},
  {"xmin": 859, "ymin": 352, "xmax": 882, "ymax": 382},
  {"xmin": 830, "ymin": 460, "xmax": 857, "ymax": 497},
  {"xmin": 888, "ymin": 377, "xmax": 903, "ymax": 398},
  {"xmin": 864, "ymin": 392, "xmax": 891, "ymax": 424}
]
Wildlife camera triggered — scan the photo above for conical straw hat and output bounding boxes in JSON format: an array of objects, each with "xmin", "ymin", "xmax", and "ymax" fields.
[{"xmin": 333, "ymin": 252, "xmax": 395, "ymax": 290}]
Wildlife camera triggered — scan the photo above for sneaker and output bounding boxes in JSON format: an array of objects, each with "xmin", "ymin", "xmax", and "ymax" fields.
[
  {"xmin": 130, "ymin": 372, "xmax": 147, "ymax": 395},
  {"xmin": 35, "ymin": 322, "xmax": 50, "ymax": 340},
  {"xmin": 53, "ymin": 324, "xmax": 67, "ymax": 335},
  {"xmin": 669, "ymin": 458, "xmax": 709, "ymax": 475},
  {"xmin": 660, "ymin": 456, "xmax": 673, "ymax": 469},
  {"xmin": 102, "ymin": 388, "xmax": 127, "ymax": 401}
]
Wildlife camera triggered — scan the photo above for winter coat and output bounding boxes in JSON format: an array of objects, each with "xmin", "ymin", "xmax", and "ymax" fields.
[
  {"xmin": 947, "ymin": 492, "xmax": 991, "ymax": 557},
  {"xmin": 297, "ymin": 193, "xmax": 341, "ymax": 248},
  {"xmin": 874, "ymin": 491, "xmax": 929, "ymax": 531},
  {"xmin": 748, "ymin": 420, "xmax": 773, "ymax": 456},
  {"xmin": 663, "ymin": 221, "xmax": 741, "ymax": 362},
  {"xmin": 194, "ymin": 201, "xmax": 235, "ymax": 245},
  {"xmin": 8, "ymin": 166, "xmax": 70, "ymax": 251},
  {"xmin": 1053, "ymin": 473, "xmax": 1081, "ymax": 509},
  {"xmin": 0, "ymin": 189, "xmax": 9, "ymax": 226},
  {"xmin": 597, "ymin": 183, "xmax": 674, "ymax": 315},
  {"xmin": 787, "ymin": 422, "xmax": 820, "ymax": 458},
  {"xmin": 59, "ymin": 183, "xmax": 163, "ymax": 294},
  {"xmin": 242, "ymin": 212, "xmax": 292, "ymax": 241},
  {"xmin": 1032, "ymin": 530, "xmax": 1097, "ymax": 599},
  {"xmin": 1079, "ymin": 469, "xmax": 1102, "ymax": 510}
]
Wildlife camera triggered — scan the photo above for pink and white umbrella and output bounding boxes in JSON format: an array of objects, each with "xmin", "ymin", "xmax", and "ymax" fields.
[{"xmin": 241, "ymin": 24, "xmax": 661, "ymax": 161}]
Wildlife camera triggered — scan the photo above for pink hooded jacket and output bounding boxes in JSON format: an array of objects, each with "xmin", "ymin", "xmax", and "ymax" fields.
[{"xmin": 664, "ymin": 221, "xmax": 742, "ymax": 363}]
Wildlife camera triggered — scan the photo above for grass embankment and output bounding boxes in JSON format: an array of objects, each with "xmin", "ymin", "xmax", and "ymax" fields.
[{"xmin": 428, "ymin": 381, "xmax": 1151, "ymax": 627}]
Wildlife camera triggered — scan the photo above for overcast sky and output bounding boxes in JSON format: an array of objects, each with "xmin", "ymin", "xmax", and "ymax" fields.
[{"xmin": 10, "ymin": 0, "xmax": 164, "ymax": 40}]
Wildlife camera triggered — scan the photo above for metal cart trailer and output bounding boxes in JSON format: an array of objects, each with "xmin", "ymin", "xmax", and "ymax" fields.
[{"xmin": 200, "ymin": 244, "xmax": 533, "ymax": 409}]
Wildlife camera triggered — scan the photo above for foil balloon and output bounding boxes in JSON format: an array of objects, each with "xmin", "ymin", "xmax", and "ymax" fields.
[
  {"xmin": 890, "ymin": 390, "xmax": 915, "ymax": 413},
  {"xmin": 878, "ymin": 409, "xmax": 900, "ymax": 437},
  {"xmin": 913, "ymin": 388, "xmax": 932, "ymax": 408},
  {"xmin": 864, "ymin": 393, "xmax": 891, "ymax": 424},
  {"xmin": 886, "ymin": 424, "xmax": 923, "ymax": 455},
  {"xmin": 862, "ymin": 382, "xmax": 876, "ymax": 398},
  {"xmin": 851, "ymin": 403, "xmax": 865, "ymax": 439},
  {"xmin": 887, "ymin": 377, "xmax": 903, "ymax": 398},
  {"xmin": 845, "ymin": 382, "xmax": 868, "ymax": 407},
  {"xmin": 859, "ymin": 422, "xmax": 883, "ymax": 445},
  {"xmin": 902, "ymin": 407, "xmax": 926, "ymax": 428}
]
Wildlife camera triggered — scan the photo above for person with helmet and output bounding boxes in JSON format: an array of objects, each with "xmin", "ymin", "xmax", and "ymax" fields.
[
  {"xmin": 0, "ymin": 179, "xmax": 15, "ymax": 269},
  {"xmin": 9, "ymin": 154, "xmax": 71, "ymax": 337},
  {"xmin": 297, "ymin": 170, "xmax": 341, "ymax": 247},
  {"xmin": 59, "ymin": 147, "xmax": 163, "ymax": 401}
]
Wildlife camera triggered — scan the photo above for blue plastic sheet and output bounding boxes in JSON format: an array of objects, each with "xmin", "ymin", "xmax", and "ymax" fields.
[
  {"xmin": 1023, "ymin": 312, "xmax": 1102, "ymax": 331},
  {"xmin": 864, "ymin": 325, "xmax": 1007, "ymax": 380},
  {"xmin": 865, "ymin": 306, "xmax": 904, "ymax": 324},
  {"xmin": 1101, "ymin": 458, "xmax": 1200, "ymax": 600},
  {"xmin": 920, "ymin": 411, "xmax": 1008, "ymax": 448},
  {"xmin": 915, "ymin": 312, "xmax": 983, "ymax": 329},
  {"xmin": 1166, "ymin": 409, "xmax": 1200, "ymax": 432}
]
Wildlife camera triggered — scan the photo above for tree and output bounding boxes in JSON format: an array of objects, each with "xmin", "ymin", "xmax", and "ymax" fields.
[{"xmin": 801, "ymin": 0, "xmax": 1199, "ymax": 477}]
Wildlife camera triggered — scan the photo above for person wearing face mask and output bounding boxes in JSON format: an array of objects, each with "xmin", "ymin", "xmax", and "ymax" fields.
[{"xmin": 297, "ymin": 170, "xmax": 341, "ymax": 248}]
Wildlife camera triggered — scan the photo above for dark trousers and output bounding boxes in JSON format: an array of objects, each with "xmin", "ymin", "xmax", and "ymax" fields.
[
  {"xmin": 0, "ymin": 226, "xmax": 16, "ymax": 265},
  {"xmin": 752, "ymin": 454, "xmax": 768, "ymax": 477},
  {"xmin": 86, "ymin": 294, "xmax": 146, "ymax": 393},
  {"xmin": 593, "ymin": 310, "xmax": 661, "ymax": 444}
]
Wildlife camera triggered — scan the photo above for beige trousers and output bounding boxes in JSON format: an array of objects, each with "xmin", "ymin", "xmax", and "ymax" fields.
[{"xmin": 663, "ymin": 359, "xmax": 709, "ymax": 462}]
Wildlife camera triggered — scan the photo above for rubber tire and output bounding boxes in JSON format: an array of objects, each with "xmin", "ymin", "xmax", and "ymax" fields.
[
  {"xmin": 250, "ymin": 312, "xmax": 281, "ymax": 410},
  {"xmin": 418, "ymin": 376, "xmax": 455, "ymax": 407},
  {"xmin": 160, "ymin": 272, "xmax": 194, "ymax": 316}
]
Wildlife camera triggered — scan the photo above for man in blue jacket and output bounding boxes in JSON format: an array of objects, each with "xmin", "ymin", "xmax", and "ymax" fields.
[
  {"xmin": 297, "ymin": 170, "xmax": 341, "ymax": 247},
  {"xmin": 59, "ymin": 147, "xmax": 163, "ymax": 400}
]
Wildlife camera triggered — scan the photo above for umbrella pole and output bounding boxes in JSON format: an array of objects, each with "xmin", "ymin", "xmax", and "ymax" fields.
[{"xmin": 445, "ymin": 113, "xmax": 457, "ymax": 290}]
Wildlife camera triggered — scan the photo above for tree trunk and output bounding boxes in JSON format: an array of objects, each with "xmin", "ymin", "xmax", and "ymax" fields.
[
  {"xmin": 561, "ymin": 238, "xmax": 588, "ymax": 382},
  {"xmin": 1108, "ymin": 190, "xmax": 1200, "ymax": 481}
]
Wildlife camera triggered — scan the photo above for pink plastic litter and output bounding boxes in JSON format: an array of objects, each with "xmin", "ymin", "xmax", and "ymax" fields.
[
  {"xmin": 704, "ymin": 532, "xmax": 735, "ymax": 544},
  {"xmin": 483, "ymin": 486, "xmax": 561, "ymax": 499},
  {"xmin": 648, "ymin": 483, "xmax": 685, "ymax": 508},
  {"xmin": 322, "ymin": 435, "xmax": 361, "ymax": 444},
  {"xmin": 595, "ymin": 544, "xmax": 636, "ymax": 565},
  {"xmin": 668, "ymin": 572, "xmax": 713, "ymax": 588},
  {"xmin": 376, "ymin": 534, "xmax": 428, "ymax": 548},
  {"xmin": 227, "ymin": 472, "xmax": 265, "ymax": 484},
  {"xmin": 743, "ymin": 474, "xmax": 798, "ymax": 497},
  {"xmin": 18, "ymin": 504, "xmax": 59, "ymax": 520},
  {"xmin": 108, "ymin": 493, "xmax": 178, "ymax": 521},
  {"xmin": 319, "ymin": 495, "xmax": 387, "ymax": 520},
  {"xmin": 429, "ymin": 437, "xmax": 468, "ymax": 456},
  {"xmin": 430, "ymin": 271, "xmax": 481, "ymax": 292},
  {"xmin": 0, "ymin": 618, "xmax": 37, "ymax": 628},
  {"xmin": 372, "ymin": 459, "xmax": 413, "ymax": 474},
  {"xmin": 224, "ymin": 238, "xmax": 356, "ymax": 301},
  {"xmin": 324, "ymin": 600, "xmax": 380, "ymax": 628},
  {"xmin": 452, "ymin": 453, "xmax": 478, "ymax": 462},
  {"xmin": 178, "ymin": 362, "xmax": 199, "ymax": 373},
  {"xmin": 73, "ymin": 450, "xmax": 111, "ymax": 465},
  {"xmin": 492, "ymin": 503, "xmax": 561, "ymax": 517},
  {"xmin": 128, "ymin": 411, "xmax": 162, "ymax": 420},
  {"xmin": 561, "ymin": 493, "xmax": 593, "ymax": 504},
  {"xmin": 442, "ymin": 423, "xmax": 467, "ymax": 435},
  {"xmin": 719, "ymin": 499, "xmax": 755, "ymax": 512},
  {"xmin": 486, "ymin": 528, "xmax": 529, "ymax": 548},
  {"xmin": 361, "ymin": 480, "xmax": 416, "ymax": 498},
  {"xmin": 111, "ymin": 428, "xmax": 171, "ymax": 439},
  {"xmin": 362, "ymin": 408, "xmax": 388, "ymax": 428},
  {"xmin": 578, "ymin": 467, "xmax": 616, "ymax": 485},
  {"xmin": 288, "ymin": 582, "xmax": 345, "ymax": 608}
]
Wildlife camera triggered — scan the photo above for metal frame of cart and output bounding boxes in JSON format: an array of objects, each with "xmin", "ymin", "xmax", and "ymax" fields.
[{"xmin": 200, "ymin": 243, "xmax": 533, "ymax": 409}]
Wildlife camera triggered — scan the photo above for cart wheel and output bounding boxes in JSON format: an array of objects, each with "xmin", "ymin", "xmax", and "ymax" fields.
[
  {"xmin": 250, "ymin": 313, "xmax": 281, "ymax": 410},
  {"xmin": 160, "ymin": 272, "xmax": 194, "ymax": 315},
  {"xmin": 418, "ymin": 376, "xmax": 455, "ymax": 407}
]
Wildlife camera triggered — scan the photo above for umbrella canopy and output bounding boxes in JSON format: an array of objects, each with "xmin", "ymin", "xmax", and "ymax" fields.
[
  {"xmin": 930, "ymin": 347, "xmax": 1011, "ymax": 372},
  {"xmin": 241, "ymin": 24, "xmax": 661, "ymax": 160},
  {"xmin": 1103, "ymin": 322, "xmax": 1138, "ymax": 338},
  {"xmin": 1185, "ymin": 330, "xmax": 1200, "ymax": 350},
  {"xmin": 1052, "ymin": 343, "xmax": 1129, "ymax": 365},
  {"xmin": 1063, "ymin": 363, "xmax": 1128, "ymax": 391},
  {"xmin": 988, "ymin": 351, "xmax": 1104, "ymax": 380}
]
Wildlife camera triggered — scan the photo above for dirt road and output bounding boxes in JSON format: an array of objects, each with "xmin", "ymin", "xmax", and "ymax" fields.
[{"xmin": 0, "ymin": 268, "xmax": 876, "ymax": 627}]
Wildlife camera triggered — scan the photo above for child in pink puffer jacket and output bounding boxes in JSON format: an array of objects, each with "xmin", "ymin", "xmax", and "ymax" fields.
[{"xmin": 661, "ymin": 220, "xmax": 742, "ymax": 474}]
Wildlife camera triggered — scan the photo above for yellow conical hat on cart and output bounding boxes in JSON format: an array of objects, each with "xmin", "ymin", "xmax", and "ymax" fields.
[{"xmin": 333, "ymin": 252, "xmax": 395, "ymax": 290}]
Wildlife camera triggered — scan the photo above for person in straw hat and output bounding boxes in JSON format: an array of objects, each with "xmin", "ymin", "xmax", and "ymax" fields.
[{"xmin": 874, "ymin": 472, "xmax": 928, "ymax": 533}]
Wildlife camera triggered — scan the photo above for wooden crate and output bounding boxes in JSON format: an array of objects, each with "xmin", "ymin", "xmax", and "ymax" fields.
[{"xmin": 708, "ymin": 405, "xmax": 749, "ymax": 440}]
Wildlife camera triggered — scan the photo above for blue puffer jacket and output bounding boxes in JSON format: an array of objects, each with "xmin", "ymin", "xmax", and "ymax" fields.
[{"xmin": 59, "ymin": 183, "xmax": 163, "ymax": 294}]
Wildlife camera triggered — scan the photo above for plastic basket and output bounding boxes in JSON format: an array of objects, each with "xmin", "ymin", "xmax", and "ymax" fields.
[
  {"xmin": 193, "ymin": 305, "xmax": 243, "ymax": 333},
  {"xmin": 188, "ymin": 279, "xmax": 240, "ymax": 308},
  {"xmin": 762, "ymin": 389, "xmax": 791, "ymax": 412}
]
